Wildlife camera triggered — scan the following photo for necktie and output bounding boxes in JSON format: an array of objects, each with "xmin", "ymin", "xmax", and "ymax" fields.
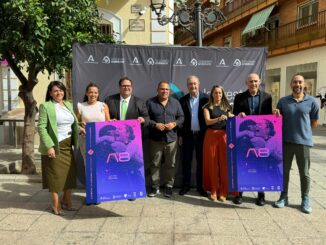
[{"xmin": 121, "ymin": 99, "xmax": 127, "ymax": 120}]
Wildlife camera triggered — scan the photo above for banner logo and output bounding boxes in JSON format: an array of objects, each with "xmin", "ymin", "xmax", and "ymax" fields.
[
  {"xmin": 133, "ymin": 57, "xmax": 139, "ymax": 64},
  {"xmin": 173, "ymin": 58, "xmax": 185, "ymax": 67},
  {"xmin": 190, "ymin": 59, "xmax": 212, "ymax": 67},
  {"xmin": 190, "ymin": 58, "xmax": 198, "ymax": 66},
  {"xmin": 233, "ymin": 59, "xmax": 242, "ymax": 67},
  {"xmin": 145, "ymin": 57, "xmax": 168, "ymax": 65},
  {"xmin": 85, "ymin": 55, "xmax": 98, "ymax": 64},
  {"xmin": 102, "ymin": 56, "xmax": 110, "ymax": 64},
  {"xmin": 147, "ymin": 58, "xmax": 155, "ymax": 65},
  {"xmin": 130, "ymin": 57, "xmax": 142, "ymax": 66},
  {"xmin": 241, "ymin": 60, "xmax": 256, "ymax": 66},
  {"xmin": 216, "ymin": 58, "xmax": 228, "ymax": 67}
]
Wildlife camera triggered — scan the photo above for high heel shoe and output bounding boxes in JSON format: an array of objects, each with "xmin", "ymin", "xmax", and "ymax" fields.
[{"xmin": 61, "ymin": 202, "xmax": 78, "ymax": 211}]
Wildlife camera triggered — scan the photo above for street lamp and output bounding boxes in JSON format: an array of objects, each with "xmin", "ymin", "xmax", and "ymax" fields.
[{"xmin": 150, "ymin": 0, "xmax": 226, "ymax": 47}]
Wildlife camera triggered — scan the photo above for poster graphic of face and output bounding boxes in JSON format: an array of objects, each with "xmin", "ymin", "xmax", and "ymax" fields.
[
  {"xmin": 85, "ymin": 120, "xmax": 146, "ymax": 204},
  {"xmin": 227, "ymin": 115, "xmax": 283, "ymax": 192}
]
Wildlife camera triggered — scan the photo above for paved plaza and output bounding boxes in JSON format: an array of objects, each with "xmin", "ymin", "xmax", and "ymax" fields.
[{"xmin": 0, "ymin": 126, "xmax": 325, "ymax": 244}]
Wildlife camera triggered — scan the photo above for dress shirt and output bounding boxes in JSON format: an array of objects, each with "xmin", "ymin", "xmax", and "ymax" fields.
[
  {"xmin": 147, "ymin": 96, "xmax": 184, "ymax": 143},
  {"xmin": 190, "ymin": 94, "xmax": 200, "ymax": 131},
  {"xmin": 54, "ymin": 102, "xmax": 75, "ymax": 142},
  {"xmin": 120, "ymin": 95, "xmax": 131, "ymax": 119},
  {"xmin": 248, "ymin": 91, "xmax": 260, "ymax": 115}
]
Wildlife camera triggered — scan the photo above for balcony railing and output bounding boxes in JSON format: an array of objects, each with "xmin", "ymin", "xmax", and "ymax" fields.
[
  {"xmin": 242, "ymin": 10, "xmax": 326, "ymax": 50},
  {"xmin": 220, "ymin": 0, "xmax": 271, "ymax": 20},
  {"xmin": 174, "ymin": 0, "xmax": 272, "ymax": 45}
]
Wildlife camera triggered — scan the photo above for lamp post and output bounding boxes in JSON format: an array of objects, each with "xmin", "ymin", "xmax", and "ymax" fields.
[{"xmin": 150, "ymin": 0, "xmax": 226, "ymax": 47}]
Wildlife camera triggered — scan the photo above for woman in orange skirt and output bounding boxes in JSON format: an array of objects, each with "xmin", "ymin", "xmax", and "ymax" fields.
[{"xmin": 202, "ymin": 85, "xmax": 233, "ymax": 202}]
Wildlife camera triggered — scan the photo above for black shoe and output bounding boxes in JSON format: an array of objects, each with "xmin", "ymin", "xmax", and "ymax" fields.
[
  {"xmin": 128, "ymin": 199, "xmax": 136, "ymax": 201},
  {"xmin": 233, "ymin": 196, "xmax": 243, "ymax": 205},
  {"xmin": 179, "ymin": 187, "xmax": 190, "ymax": 196},
  {"xmin": 256, "ymin": 197, "xmax": 265, "ymax": 206},
  {"xmin": 164, "ymin": 187, "xmax": 173, "ymax": 198},
  {"xmin": 197, "ymin": 189, "xmax": 208, "ymax": 197},
  {"xmin": 148, "ymin": 188, "xmax": 160, "ymax": 197}
]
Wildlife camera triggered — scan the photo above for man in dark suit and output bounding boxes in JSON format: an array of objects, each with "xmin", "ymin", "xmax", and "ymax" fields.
[
  {"xmin": 104, "ymin": 77, "xmax": 149, "ymax": 125},
  {"xmin": 233, "ymin": 73, "xmax": 273, "ymax": 206},
  {"xmin": 104, "ymin": 76, "xmax": 149, "ymax": 201},
  {"xmin": 179, "ymin": 75, "xmax": 208, "ymax": 196}
]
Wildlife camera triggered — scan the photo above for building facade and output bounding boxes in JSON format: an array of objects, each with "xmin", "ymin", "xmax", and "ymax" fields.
[
  {"xmin": 0, "ymin": 0, "xmax": 174, "ymax": 145},
  {"xmin": 176, "ymin": 0, "xmax": 326, "ymax": 124}
]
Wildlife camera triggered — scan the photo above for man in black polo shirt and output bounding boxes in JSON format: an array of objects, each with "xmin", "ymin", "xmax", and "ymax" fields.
[{"xmin": 146, "ymin": 81, "xmax": 184, "ymax": 198}]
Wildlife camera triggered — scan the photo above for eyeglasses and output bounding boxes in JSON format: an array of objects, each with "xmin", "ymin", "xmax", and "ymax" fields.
[{"xmin": 120, "ymin": 85, "xmax": 132, "ymax": 88}]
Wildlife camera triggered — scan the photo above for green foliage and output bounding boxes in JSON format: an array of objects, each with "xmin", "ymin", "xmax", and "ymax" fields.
[{"xmin": 0, "ymin": 0, "xmax": 115, "ymax": 75}]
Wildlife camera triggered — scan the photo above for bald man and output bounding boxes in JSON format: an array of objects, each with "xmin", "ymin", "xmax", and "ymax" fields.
[{"xmin": 233, "ymin": 73, "xmax": 273, "ymax": 206}]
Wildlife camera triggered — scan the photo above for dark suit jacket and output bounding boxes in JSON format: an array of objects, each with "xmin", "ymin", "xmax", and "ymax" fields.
[
  {"xmin": 233, "ymin": 90, "xmax": 272, "ymax": 115},
  {"xmin": 179, "ymin": 92, "xmax": 209, "ymax": 137},
  {"xmin": 104, "ymin": 94, "xmax": 149, "ymax": 126}
]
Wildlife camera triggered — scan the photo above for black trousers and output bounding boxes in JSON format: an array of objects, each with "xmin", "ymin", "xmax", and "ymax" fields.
[{"xmin": 181, "ymin": 132, "xmax": 205, "ymax": 191}]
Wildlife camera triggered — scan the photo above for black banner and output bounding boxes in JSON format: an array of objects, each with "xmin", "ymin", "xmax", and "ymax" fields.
[{"xmin": 72, "ymin": 44, "xmax": 267, "ymax": 105}]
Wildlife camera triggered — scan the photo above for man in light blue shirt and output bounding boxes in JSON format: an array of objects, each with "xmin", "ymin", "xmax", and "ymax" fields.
[{"xmin": 274, "ymin": 74, "xmax": 319, "ymax": 214}]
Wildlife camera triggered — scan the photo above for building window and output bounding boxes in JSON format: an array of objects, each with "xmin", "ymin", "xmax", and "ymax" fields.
[
  {"xmin": 223, "ymin": 36, "xmax": 232, "ymax": 47},
  {"xmin": 100, "ymin": 23, "xmax": 113, "ymax": 36},
  {"xmin": 1, "ymin": 67, "xmax": 19, "ymax": 113},
  {"xmin": 286, "ymin": 62, "xmax": 317, "ymax": 96},
  {"xmin": 298, "ymin": 0, "xmax": 318, "ymax": 27},
  {"xmin": 265, "ymin": 69, "xmax": 281, "ymax": 108}
]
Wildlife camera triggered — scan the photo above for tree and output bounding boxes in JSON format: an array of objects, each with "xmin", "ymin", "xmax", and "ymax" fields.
[{"xmin": 0, "ymin": 0, "xmax": 114, "ymax": 174}]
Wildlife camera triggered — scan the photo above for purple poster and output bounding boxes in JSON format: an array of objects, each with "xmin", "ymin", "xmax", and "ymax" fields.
[
  {"xmin": 227, "ymin": 115, "xmax": 283, "ymax": 192},
  {"xmin": 85, "ymin": 120, "xmax": 146, "ymax": 204}
]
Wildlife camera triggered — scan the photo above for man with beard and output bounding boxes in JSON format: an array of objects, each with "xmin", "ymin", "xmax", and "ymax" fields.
[{"xmin": 273, "ymin": 74, "xmax": 319, "ymax": 214}]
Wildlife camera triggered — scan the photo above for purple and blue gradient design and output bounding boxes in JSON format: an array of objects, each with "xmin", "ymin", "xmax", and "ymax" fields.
[
  {"xmin": 227, "ymin": 115, "xmax": 283, "ymax": 192},
  {"xmin": 85, "ymin": 120, "xmax": 146, "ymax": 204}
]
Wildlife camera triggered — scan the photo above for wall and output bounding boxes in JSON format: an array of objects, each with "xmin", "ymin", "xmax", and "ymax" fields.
[
  {"xmin": 97, "ymin": 0, "xmax": 174, "ymax": 45},
  {"xmin": 267, "ymin": 45, "xmax": 326, "ymax": 124}
]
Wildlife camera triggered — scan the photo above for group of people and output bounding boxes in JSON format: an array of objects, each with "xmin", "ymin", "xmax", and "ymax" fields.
[{"xmin": 37, "ymin": 72, "xmax": 319, "ymax": 215}]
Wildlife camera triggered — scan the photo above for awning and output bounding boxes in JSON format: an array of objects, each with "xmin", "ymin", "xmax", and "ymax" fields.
[{"xmin": 242, "ymin": 5, "xmax": 275, "ymax": 35}]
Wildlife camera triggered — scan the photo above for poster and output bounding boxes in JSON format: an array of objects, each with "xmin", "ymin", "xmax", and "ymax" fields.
[
  {"xmin": 227, "ymin": 115, "xmax": 283, "ymax": 192},
  {"xmin": 85, "ymin": 120, "xmax": 146, "ymax": 204}
]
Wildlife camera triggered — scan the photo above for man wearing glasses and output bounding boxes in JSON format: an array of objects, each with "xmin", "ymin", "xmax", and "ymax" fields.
[
  {"xmin": 105, "ymin": 77, "xmax": 148, "ymax": 124},
  {"xmin": 105, "ymin": 76, "xmax": 149, "ymax": 201},
  {"xmin": 146, "ymin": 81, "xmax": 184, "ymax": 198}
]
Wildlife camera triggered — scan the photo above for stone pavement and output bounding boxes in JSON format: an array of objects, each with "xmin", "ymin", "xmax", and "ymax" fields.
[{"xmin": 0, "ymin": 126, "xmax": 325, "ymax": 244}]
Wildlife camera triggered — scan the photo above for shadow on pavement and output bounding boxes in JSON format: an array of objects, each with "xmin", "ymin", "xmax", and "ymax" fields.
[{"xmin": 0, "ymin": 183, "xmax": 121, "ymax": 219}]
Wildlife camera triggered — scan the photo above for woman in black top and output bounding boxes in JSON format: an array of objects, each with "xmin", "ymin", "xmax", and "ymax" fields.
[{"xmin": 202, "ymin": 85, "xmax": 233, "ymax": 202}]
